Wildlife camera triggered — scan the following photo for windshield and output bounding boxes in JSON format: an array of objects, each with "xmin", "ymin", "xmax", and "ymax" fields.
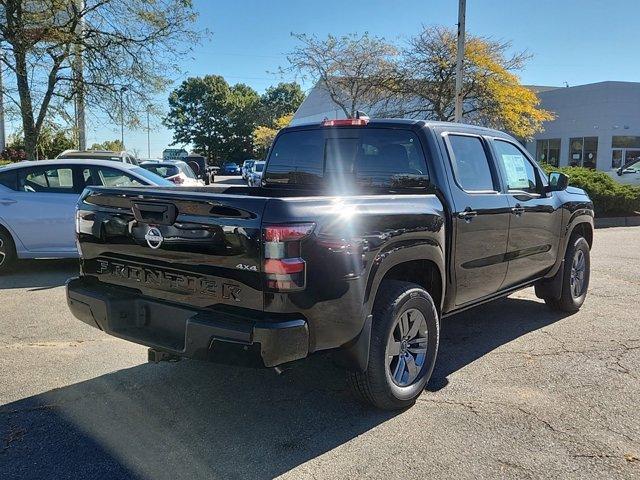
[
  {"xmin": 142, "ymin": 164, "xmax": 180, "ymax": 178},
  {"xmin": 264, "ymin": 128, "xmax": 431, "ymax": 192},
  {"xmin": 178, "ymin": 163, "xmax": 197, "ymax": 178},
  {"xmin": 254, "ymin": 163, "xmax": 265, "ymax": 172}
]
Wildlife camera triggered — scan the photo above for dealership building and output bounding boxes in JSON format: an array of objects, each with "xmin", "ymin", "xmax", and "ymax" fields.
[{"xmin": 292, "ymin": 80, "xmax": 640, "ymax": 173}]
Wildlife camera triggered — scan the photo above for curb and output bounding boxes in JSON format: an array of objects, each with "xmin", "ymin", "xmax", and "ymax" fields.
[{"xmin": 594, "ymin": 216, "xmax": 640, "ymax": 228}]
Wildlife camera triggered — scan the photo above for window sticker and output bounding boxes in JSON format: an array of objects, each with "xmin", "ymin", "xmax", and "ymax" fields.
[
  {"xmin": 58, "ymin": 169, "xmax": 74, "ymax": 187},
  {"xmin": 501, "ymin": 154, "xmax": 529, "ymax": 189}
]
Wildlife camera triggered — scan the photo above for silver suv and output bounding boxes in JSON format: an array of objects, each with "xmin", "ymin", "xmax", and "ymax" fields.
[{"xmin": 56, "ymin": 150, "xmax": 139, "ymax": 165}]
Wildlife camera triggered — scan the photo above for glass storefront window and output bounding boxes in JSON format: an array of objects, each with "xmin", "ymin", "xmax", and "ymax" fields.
[
  {"xmin": 612, "ymin": 136, "xmax": 640, "ymax": 149},
  {"xmin": 612, "ymin": 150, "xmax": 623, "ymax": 169},
  {"xmin": 569, "ymin": 137, "xmax": 598, "ymax": 169},
  {"xmin": 536, "ymin": 138, "xmax": 561, "ymax": 167}
]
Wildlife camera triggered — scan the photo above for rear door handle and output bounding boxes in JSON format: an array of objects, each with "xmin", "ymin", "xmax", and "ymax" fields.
[
  {"xmin": 0, "ymin": 198, "xmax": 17, "ymax": 206},
  {"xmin": 511, "ymin": 204, "xmax": 525, "ymax": 216},
  {"xmin": 458, "ymin": 208, "xmax": 478, "ymax": 222}
]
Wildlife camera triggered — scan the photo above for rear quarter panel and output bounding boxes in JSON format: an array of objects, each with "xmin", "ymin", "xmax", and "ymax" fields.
[{"xmin": 262, "ymin": 194, "xmax": 446, "ymax": 353}]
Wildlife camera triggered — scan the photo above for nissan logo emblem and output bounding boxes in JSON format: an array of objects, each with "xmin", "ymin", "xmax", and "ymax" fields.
[{"xmin": 145, "ymin": 227, "xmax": 163, "ymax": 249}]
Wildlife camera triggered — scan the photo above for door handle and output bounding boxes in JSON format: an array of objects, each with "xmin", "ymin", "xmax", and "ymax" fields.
[
  {"xmin": 458, "ymin": 208, "xmax": 478, "ymax": 222},
  {"xmin": 511, "ymin": 204, "xmax": 525, "ymax": 216},
  {"xmin": 0, "ymin": 198, "xmax": 17, "ymax": 206}
]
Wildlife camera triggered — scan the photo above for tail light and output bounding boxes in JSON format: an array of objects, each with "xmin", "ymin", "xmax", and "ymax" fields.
[{"xmin": 263, "ymin": 223, "xmax": 315, "ymax": 291}]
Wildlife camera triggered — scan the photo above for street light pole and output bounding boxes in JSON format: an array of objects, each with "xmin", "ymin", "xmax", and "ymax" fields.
[
  {"xmin": 0, "ymin": 52, "xmax": 5, "ymax": 153},
  {"xmin": 73, "ymin": 0, "xmax": 86, "ymax": 150},
  {"xmin": 454, "ymin": 0, "xmax": 466, "ymax": 122},
  {"xmin": 146, "ymin": 105, "xmax": 151, "ymax": 158},
  {"xmin": 119, "ymin": 86, "xmax": 127, "ymax": 149}
]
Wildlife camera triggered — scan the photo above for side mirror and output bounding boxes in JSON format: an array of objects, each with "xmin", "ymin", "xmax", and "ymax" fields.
[{"xmin": 547, "ymin": 172, "xmax": 569, "ymax": 192}]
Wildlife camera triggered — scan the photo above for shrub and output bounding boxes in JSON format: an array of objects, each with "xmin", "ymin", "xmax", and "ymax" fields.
[
  {"xmin": 0, "ymin": 147, "xmax": 27, "ymax": 163},
  {"xmin": 541, "ymin": 164, "xmax": 640, "ymax": 217}
]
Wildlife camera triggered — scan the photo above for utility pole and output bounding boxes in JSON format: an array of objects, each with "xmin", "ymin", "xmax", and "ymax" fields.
[
  {"xmin": 146, "ymin": 106, "xmax": 151, "ymax": 158},
  {"xmin": 454, "ymin": 0, "xmax": 466, "ymax": 122},
  {"xmin": 74, "ymin": 0, "xmax": 86, "ymax": 150}
]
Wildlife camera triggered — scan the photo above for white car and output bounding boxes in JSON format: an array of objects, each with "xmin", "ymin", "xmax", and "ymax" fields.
[
  {"xmin": 0, "ymin": 159, "xmax": 171, "ymax": 272},
  {"xmin": 607, "ymin": 158, "xmax": 640, "ymax": 186},
  {"xmin": 247, "ymin": 161, "xmax": 265, "ymax": 187},
  {"xmin": 140, "ymin": 160, "xmax": 205, "ymax": 186}
]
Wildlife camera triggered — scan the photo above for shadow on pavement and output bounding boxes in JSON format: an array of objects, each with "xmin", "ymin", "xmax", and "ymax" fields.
[
  {"xmin": 0, "ymin": 259, "xmax": 78, "ymax": 291},
  {"xmin": 1, "ymin": 296, "xmax": 569, "ymax": 479}
]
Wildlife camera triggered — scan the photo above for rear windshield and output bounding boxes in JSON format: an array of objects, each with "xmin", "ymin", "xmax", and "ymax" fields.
[
  {"xmin": 143, "ymin": 164, "xmax": 180, "ymax": 178},
  {"xmin": 264, "ymin": 127, "xmax": 430, "ymax": 192}
]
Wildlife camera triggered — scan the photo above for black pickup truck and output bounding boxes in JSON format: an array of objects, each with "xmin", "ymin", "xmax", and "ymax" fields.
[{"xmin": 67, "ymin": 118, "xmax": 594, "ymax": 410}]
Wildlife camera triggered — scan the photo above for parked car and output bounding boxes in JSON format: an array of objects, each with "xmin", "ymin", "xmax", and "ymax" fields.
[
  {"xmin": 140, "ymin": 160, "xmax": 205, "ymax": 187},
  {"xmin": 246, "ymin": 161, "xmax": 265, "ymax": 186},
  {"xmin": 607, "ymin": 157, "xmax": 640, "ymax": 186},
  {"xmin": 221, "ymin": 162, "xmax": 241, "ymax": 175},
  {"xmin": 183, "ymin": 154, "xmax": 215, "ymax": 184},
  {"xmin": 241, "ymin": 159, "xmax": 256, "ymax": 180},
  {"xmin": 0, "ymin": 159, "xmax": 172, "ymax": 272},
  {"xmin": 57, "ymin": 149, "xmax": 140, "ymax": 165},
  {"xmin": 67, "ymin": 118, "xmax": 594, "ymax": 410}
]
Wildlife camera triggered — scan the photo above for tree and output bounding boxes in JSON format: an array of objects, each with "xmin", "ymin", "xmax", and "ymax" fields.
[
  {"xmin": 391, "ymin": 27, "xmax": 553, "ymax": 139},
  {"xmin": 284, "ymin": 32, "xmax": 397, "ymax": 118},
  {"xmin": 164, "ymin": 75, "xmax": 260, "ymax": 163},
  {"xmin": 252, "ymin": 114, "xmax": 292, "ymax": 158},
  {"xmin": 258, "ymin": 82, "xmax": 305, "ymax": 127},
  {"xmin": 3, "ymin": 122, "xmax": 74, "ymax": 159},
  {"xmin": 0, "ymin": 0, "xmax": 200, "ymax": 159},
  {"xmin": 90, "ymin": 140, "xmax": 123, "ymax": 151}
]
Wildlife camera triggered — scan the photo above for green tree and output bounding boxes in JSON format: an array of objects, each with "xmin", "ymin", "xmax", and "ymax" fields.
[
  {"xmin": 90, "ymin": 140, "xmax": 124, "ymax": 151},
  {"xmin": 4, "ymin": 123, "xmax": 75, "ymax": 159},
  {"xmin": 0, "ymin": 0, "xmax": 200, "ymax": 159},
  {"xmin": 164, "ymin": 75, "xmax": 260, "ymax": 163},
  {"xmin": 391, "ymin": 27, "xmax": 553, "ymax": 139},
  {"xmin": 259, "ymin": 82, "xmax": 305, "ymax": 127}
]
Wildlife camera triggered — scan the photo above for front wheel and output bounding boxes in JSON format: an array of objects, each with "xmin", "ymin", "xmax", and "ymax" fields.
[
  {"xmin": 545, "ymin": 236, "xmax": 590, "ymax": 312},
  {"xmin": 0, "ymin": 229, "xmax": 17, "ymax": 274},
  {"xmin": 347, "ymin": 280, "xmax": 440, "ymax": 410}
]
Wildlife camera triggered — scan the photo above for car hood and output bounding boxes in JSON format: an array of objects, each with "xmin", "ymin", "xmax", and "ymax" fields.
[{"xmin": 566, "ymin": 186, "xmax": 587, "ymax": 195}]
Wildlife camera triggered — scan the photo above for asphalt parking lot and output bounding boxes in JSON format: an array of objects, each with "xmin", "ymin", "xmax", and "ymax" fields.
[{"xmin": 1, "ymin": 225, "xmax": 639, "ymax": 480}]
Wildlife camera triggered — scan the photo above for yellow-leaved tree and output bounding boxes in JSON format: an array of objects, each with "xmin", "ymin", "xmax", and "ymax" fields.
[
  {"xmin": 390, "ymin": 27, "xmax": 554, "ymax": 140},
  {"xmin": 252, "ymin": 114, "xmax": 293, "ymax": 158}
]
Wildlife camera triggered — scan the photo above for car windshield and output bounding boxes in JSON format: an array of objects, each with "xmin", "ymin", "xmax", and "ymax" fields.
[
  {"xmin": 130, "ymin": 167, "xmax": 174, "ymax": 186},
  {"xmin": 177, "ymin": 163, "xmax": 197, "ymax": 179}
]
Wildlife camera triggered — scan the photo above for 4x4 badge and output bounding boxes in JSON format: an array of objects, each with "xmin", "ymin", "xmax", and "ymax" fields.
[{"xmin": 236, "ymin": 263, "xmax": 258, "ymax": 271}]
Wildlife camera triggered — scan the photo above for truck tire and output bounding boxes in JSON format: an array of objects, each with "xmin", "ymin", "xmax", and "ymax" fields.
[
  {"xmin": 347, "ymin": 280, "xmax": 439, "ymax": 410},
  {"xmin": 0, "ymin": 228, "xmax": 17, "ymax": 274},
  {"xmin": 544, "ymin": 235, "xmax": 590, "ymax": 313}
]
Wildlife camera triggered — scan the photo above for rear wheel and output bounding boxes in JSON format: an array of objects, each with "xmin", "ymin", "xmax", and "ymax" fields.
[
  {"xmin": 347, "ymin": 280, "xmax": 440, "ymax": 410},
  {"xmin": 0, "ymin": 229, "xmax": 17, "ymax": 274},
  {"xmin": 545, "ymin": 236, "xmax": 590, "ymax": 312}
]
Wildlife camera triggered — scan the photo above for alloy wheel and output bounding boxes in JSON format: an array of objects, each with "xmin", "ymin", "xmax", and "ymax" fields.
[
  {"xmin": 386, "ymin": 308, "xmax": 428, "ymax": 387},
  {"xmin": 0, "ymin": 238, "xmax": 5, "ymax": 266},
  {"xmin": 570, "ymin": 249, "xmax": 586, "ymax": 298}
]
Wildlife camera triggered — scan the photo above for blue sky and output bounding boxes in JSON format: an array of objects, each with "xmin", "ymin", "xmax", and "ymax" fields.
[{"xmin": 12, "ymin": 0, "xmax": 639, "ymax": 157}]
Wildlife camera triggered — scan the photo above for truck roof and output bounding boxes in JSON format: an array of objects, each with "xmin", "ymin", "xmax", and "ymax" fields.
[{"xmin": 286, "ymin": 118, "xmax": 515, "ymax": 139}]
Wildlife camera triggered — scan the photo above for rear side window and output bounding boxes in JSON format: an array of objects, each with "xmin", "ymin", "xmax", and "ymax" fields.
[
  {"xmin": 82, "ymin": 167, "xmax": 145, "ymax": 187},
  {"xmin": 0, "ymin": 171, "xmax": 17, "ymax": 191},
  {"xmin": 143, "ymin": 165, "xmax": 180, "ymax": 178},
  {"xmin": 265, "ymin": 128, "xmax": 430, "ymax": 191},
  {"xmin": 448, "ymin": 135, "xmax": 496, "ymax": 191}
]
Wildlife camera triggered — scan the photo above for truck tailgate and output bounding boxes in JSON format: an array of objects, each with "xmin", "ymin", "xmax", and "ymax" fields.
[{"xmin": 76, "ymin": 187, "xmax": 267, "ymax": 311}]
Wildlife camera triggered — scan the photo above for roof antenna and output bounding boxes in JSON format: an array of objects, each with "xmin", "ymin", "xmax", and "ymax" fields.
[
  {"xmin": 564, "ymin": 81, "xmax": 570, "ymax": 88},
  {"xmin": 355, "ymin": 110, "xmax": 369, "ymax": 120}
]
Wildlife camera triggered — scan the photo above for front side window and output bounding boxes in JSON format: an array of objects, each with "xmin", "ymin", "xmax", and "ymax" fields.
[
  {"xmin": 83, "ymin": 167, "xmax": 145, "ymax": 187},
  {"xmin": 18, "ymin": 167, "xmax": 75, "ymax": 193},
  {"xmin": 0, "ymin": 171, "xmax": 17, "ymax": 191},
  {"xmin": 448, "ymin": 135, "xmax": 495, "ymax": 191},
  {"xmin": 493, "ymin": 140, "xmax": 540, "ymax": 194}
]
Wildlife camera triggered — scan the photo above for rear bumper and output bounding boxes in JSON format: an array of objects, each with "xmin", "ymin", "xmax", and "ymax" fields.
[{"xmin": 66, "ymin": 277, "xmax": 309, "ymax": 367}]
